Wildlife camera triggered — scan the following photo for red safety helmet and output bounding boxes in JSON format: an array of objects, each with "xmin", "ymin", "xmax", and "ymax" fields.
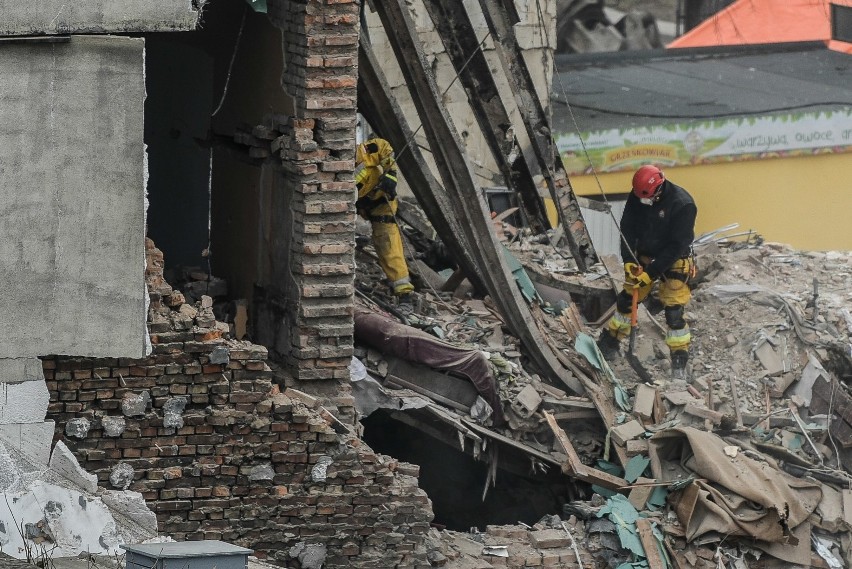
[{"xmin": 632, "ymin": 165, "xmax": 665, "ymax": 199}]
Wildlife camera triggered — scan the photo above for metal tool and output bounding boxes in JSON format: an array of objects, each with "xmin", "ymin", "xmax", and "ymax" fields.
[
  {"xmin": 628, "ymin": 285, "xmax": 639, "ymax": 356},
  {"xmin": 625, "ymin": 266, "xmax": 652, "ymax": 383}
]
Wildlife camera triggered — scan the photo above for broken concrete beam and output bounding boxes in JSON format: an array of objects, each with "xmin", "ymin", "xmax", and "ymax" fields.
[
  {"xmin": 741, "ymin": 413, "xmax": 797, "ymax": 428},
  {"xmin": 284, "ymin": 388, "xmax": 319, "ymax": 409},
  {"xmin": 542, "ymin": 396, "xmax": 595, "ymax": 409},
  {"xmin": 549, "ymin": 410, "xmax": 600, "ymax": 421},
  {"xmin": 319, "ymin": 406, "xmax": 351, "ymax": 435},
  {"xmin": 816, "ymin": 482, "xmax": 844, "ymax": 532},
  {"xmin": 754, "ymin": 341, "xmax": 784, "ymax": 376},
  {"xmin": 628, "ymin": 477, "xmax": 656, "ymax": 511},
  {"xmin": 100, "ymin": 490, "xmax": 158, "ymax": 536},
  {"xmin": 771, "ymin": 372, "xmax": 797, "ymax": 398},
  {"xmin": 842, "ymin": 489, "xmax": 852, "ymax": 529},
  {"xmin": 634, "ymin": 384, "xmax": 656, "ymax": 421},
  {"xmin": 653, "ymin": 389, "xmax": 666, "ymax": 424},
  {"xmin": 610, "ymin": 420, "xmax": 646, "ymax": 446},
  {"xmin": 663, "ymin": 390, "xmax": 701, "ymax": 406},
  {"xmin": 532, "ymin": 380, "xmax": 568, "ymax": 399},
  {"xmin": 49, "ymin": 441, "xmax": 98, "ymax": 493}
]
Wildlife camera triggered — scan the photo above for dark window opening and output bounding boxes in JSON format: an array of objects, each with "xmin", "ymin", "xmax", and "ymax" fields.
[{"xmin": 832, "ymin": 3, "xmax": 852, "ymax": 44}]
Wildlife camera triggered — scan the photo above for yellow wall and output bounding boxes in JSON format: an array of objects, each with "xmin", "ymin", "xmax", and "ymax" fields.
[{"xmin": 567, "ymin": 153, "xmax": 852, "ymax": 251}]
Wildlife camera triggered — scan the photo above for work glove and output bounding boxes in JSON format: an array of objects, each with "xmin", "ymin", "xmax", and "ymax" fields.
[
  {"xmin": 624, "ymin": 263, "xmax": 652, "ymax": 288},
  {"xmin": 633, "ymin": 271, "xmax": 653, "ymax": 288},
  {"xmin": 378, "ymin": 172, "xmax": 398, "ymax": 199}
]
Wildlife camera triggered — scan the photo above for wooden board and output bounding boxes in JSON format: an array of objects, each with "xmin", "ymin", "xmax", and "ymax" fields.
[{"xmin": 635, "ymin": 518, "xmax": 666, "ymax": 569}]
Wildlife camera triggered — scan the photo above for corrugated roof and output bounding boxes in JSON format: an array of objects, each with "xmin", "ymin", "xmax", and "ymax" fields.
[{"xmin": 551, "ymin": 42, "xmax": 852, "ymax": 133}]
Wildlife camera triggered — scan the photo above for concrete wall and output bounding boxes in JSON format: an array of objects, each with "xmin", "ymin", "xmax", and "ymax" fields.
[
  {"xmin": 569, "ymin": 153, "xmax": 852, "ymax": 251},
  {"xmin": 0, "ymin": 0, "xmax": 200, "ymax": 35},
  {"xmin": 0, "ymin": 36, "xmax": 147, "ymax": 358}
]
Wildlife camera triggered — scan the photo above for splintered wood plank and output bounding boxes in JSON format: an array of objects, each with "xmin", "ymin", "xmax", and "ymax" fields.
[{"xmin": 544, "ymin": 411, "xmax": 627, "ymax": 491}]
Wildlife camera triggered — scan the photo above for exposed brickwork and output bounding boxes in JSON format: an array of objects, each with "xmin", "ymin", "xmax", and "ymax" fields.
[
  {"xmin": 45, "ymin": 343, "xmax": 432, "ymax": 567},
  {"xmin": 255, "ymin": 0, "xmax": 358, "ymax": 383},
  {"xmin": 42, "ymin": 239, "xmax": 432, "ymax": 567}
]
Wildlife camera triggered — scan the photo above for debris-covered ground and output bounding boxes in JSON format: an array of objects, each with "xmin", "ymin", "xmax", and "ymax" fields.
[{"xmin": 352, "ymin": 206, "xmax": 852, "ymax": 569}]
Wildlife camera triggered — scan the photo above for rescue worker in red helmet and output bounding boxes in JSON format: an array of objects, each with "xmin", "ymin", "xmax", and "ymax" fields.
[
  {"xmin": 597, "ymin": 165, "xmax": 698, "ymax": 379},
  {"xmin": 355, "ymin": 137, "xmax": 414, "ymax": 299}
]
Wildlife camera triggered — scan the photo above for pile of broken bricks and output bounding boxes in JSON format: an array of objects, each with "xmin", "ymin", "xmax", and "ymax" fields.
[{"xmin": 352, "ymin": 210, "xmax": 852, "ymax": 569}]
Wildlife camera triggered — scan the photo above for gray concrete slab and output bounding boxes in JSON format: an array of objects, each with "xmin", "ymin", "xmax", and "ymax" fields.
[
  {"xmin": 0, "ymin": 358, "xmax": 45, "ymax": 383},
  {"xmin": 0, "ymin": 1, "xmax": 200, "ymax": 36},
  {"xmin": 0, "ymin": 421, "xmax": 55, "ymax": 466},
  {"xmin": 0, "ymin": 36, "xmax": 147, "ymax": 358}
]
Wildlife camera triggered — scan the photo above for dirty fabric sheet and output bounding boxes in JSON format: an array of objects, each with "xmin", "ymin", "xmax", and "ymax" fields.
[
  {"xmin": 648, "ymin": 427, "xmax": 821, "ymax": 543},
  {"xmin": 354, "ymin": 308, "xmax": 505, "ymax": 425}
]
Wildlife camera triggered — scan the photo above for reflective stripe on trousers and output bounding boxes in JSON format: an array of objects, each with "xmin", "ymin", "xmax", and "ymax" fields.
[
  {"xmin": 666, "ymin": 326, "xmax": 691, "ymax": 350},
  {"xmin": 607, "ymin": 311, "xmax": 632, "ymax": 341}
]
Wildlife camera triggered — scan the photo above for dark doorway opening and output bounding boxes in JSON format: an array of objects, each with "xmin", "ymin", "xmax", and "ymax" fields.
[
  {"xmin": 142, "ymin": 0, "xmax": 293, "ymax": 304},
  {"xmin": 361, "ymin": 410, "xmax": 572, "ymax": 531}
]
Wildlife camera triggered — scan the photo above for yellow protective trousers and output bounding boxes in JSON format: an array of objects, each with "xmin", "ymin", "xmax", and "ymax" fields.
[
  {"xmin": 606, "ymin": 257, "xmax": 694, "ymax": 352},
  {"xmin": 371, "ymin": 221, "xmax": 414, "ymax": 295}
]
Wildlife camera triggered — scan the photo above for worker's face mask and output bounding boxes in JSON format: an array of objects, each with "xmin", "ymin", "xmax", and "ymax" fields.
[{"xmin": 638, "ymin": 185, "xmax": 663, "ymax": 206}]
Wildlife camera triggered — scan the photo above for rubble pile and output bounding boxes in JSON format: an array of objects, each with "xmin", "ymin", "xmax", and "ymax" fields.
[{"xmin": 353, "ymin": 211, "xmax": 852, "ymax": 568}]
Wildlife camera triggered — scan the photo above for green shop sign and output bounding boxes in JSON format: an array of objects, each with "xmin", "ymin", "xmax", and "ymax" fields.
[{"xmin": 555, "ymin": 108, "xmax": 852, "ymax": 176}]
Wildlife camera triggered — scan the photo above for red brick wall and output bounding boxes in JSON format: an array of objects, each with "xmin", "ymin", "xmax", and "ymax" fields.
[
  {"xmin": 45, "ymin": 339, "xmax": 433, "ymax": 567},
  {"xmin": 252, "ymin": 0, "xmax": 359, "ymax": 383}
]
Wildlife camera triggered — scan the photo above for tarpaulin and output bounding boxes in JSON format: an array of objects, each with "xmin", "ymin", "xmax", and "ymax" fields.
[
  {"xmin": 648, "ymin": 427, "xmax": 821, "ymax": 544},
  {"xmin": 354, "ymin": 308, "xmax": 505, "ymax": 425}
]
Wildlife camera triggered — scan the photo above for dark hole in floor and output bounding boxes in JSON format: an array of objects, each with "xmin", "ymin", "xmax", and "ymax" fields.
[{"xmin": 361, "ymin": 410, "xmax": 573, "ymax": 531}]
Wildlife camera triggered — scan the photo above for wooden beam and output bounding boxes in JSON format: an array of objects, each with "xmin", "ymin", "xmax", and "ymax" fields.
[
  {"xmin": 371, "ymin": 0, "xmax": 584, "ymax": 395},
  {"xmin": 636, "ymin": 519, "xmax": 666, "ymax": 569},
  {"xmin": 461, "ymin": 418, "xmax": 561, "ymax": 467}
]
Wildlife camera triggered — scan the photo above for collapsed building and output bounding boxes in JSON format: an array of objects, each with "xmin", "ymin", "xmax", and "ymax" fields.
[{"xmin": 1, "ymin": 0, "xmax": 851, "ymax": 569}]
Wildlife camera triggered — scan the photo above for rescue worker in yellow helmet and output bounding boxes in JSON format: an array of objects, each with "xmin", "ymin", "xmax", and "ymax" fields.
[
  {"xmin": 355, "ymin": 137, "xmax": 415, "ymax": 298},
  {"xmin": 597, "ymin": 165, "xmax": 697, "ymax": 379}
]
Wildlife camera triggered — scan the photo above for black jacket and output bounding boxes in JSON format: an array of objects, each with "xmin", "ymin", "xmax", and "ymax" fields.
[{"xmin": 619, "ymin": 180, "xmax": 697, "ymax": 279}]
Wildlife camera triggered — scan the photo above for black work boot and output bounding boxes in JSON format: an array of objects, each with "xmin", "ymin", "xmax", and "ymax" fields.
[
  {"xmin": 596, "ymin": 331, "xmax": 621, "ymax": 360},
  {"xmin": 671, "ymin": 350, "xmax": 689, "ymax": 380}
]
